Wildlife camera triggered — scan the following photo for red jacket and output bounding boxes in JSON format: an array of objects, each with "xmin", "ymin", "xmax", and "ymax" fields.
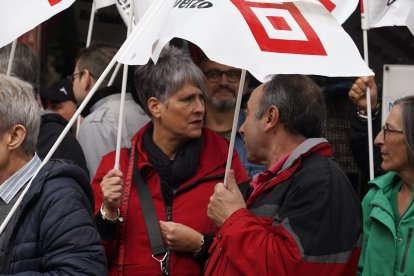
[
  {"xmin": 205, "ymin": 140, "xmax": 362, "ymax": 276},
  {"xmin": 92, "ymin": 124, "xmax": 249, "ymax": 275}
]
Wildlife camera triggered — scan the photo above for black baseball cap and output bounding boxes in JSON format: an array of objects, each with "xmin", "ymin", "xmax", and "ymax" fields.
[{"xmin": 40, "ymin": 78, "xmax": 76, "ymax": 103}]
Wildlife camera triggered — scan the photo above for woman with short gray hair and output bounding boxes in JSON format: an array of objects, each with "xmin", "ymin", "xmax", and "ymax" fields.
[{"xmin": 92, "ymin": 46, "xmax": 249, "ymax": 275}]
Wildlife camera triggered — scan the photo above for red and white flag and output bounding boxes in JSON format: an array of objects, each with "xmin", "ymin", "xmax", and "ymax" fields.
[
  {"xmin": 320, "ymin": 0, "xmax": 359, "ymax": 24},
  {"xmin": 116, "ymin": 0, "xmax": 372, "ymax": 82},
  {"xmin": 363, "ymin": 0, "xmax": 414, "ymax": 28},
  {"xmin": 0, "ymin": 0, "xmax": 75, "ymax": 48}
]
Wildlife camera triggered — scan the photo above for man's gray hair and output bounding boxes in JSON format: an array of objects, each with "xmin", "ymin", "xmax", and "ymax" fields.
[
  {"xmin": 0, "ymin": 74, "xmax": 40, "ymax": 155},
  {"xmin": 0, "ymin": 42, "xmax": 37, "ymax": 86},
  {"xmin": 394, "ymin": 95, "xmax": 414, "ymax": 168},
  {"xmin": 256, "ymin": 74, "xmax": 326, "ymax": 138},
  {"xmin": 134, "ymin": 46, "xmax": 206, "ymax": 116}
]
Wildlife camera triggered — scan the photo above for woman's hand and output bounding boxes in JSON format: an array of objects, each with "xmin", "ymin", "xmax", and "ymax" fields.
[
  {"xmin": 348, "ymin": 76, "xmax": 378, "ymax": 111},
  {"xmin": 100, "ymin": 168, "xmax": 123, "ymax": 219},
  {"xmin": 159, "ymin": 221, "xmax": 203, "ymax": 253}
]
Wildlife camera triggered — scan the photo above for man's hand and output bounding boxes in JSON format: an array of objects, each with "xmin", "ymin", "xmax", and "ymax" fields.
[
  {"xmin": 348, "ymin": 76, "xmax": 378, "ymax": 111},
  {"xmin": 159, "ymin": 221, "xmax": 202, "ymax": 252},
  {"xmin": 207, "ymin": 170, "xmax": 246, "ymax": 227},
  {"xmin": 100, "ymin": 168, "xmax": 123, "ymax": 219}
]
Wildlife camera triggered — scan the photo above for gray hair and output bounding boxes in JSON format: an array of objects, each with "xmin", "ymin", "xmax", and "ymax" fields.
[
  {"xmin": 134, "ymin": 46, "xmax": 206, "ymax": 116},
  {"xmin": 0, "ymin": 74, "xmax": 40, "ymax": 155},
  {"xmin": 256, "ymin": 74, "xmax": 326, "ymax": 138},
  {"xmin": 394, "ymin": 95, "xmax": 414, "ymax": 168},
  {"xmin": 76, "ymin": 44, "xmax": 118, "ymax": 89},
  {"xmin": 0, "ymin": 42, "xmax": 37, "ymax": 86}
]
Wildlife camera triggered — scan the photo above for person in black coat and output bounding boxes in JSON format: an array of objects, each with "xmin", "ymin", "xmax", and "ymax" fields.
[
  {"xmin": 0, "ymin": 74, "xmax": 107, "ymax": 274},
  {"xmin": 38, "ymin": 78, "xmax": 89, "ymax": 176}
]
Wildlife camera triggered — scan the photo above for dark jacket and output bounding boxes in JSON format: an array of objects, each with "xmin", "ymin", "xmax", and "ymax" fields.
[
  {"xmin": 92, "ymin": 124, "xmax": 249, "ymax": 275},
  {"xmin": 0, "ymin": 159, "xmax": 107, "ymax": 275},
  {"xmin": 37, "ymin": 113, "xmax": 89, "ymax": 176},
  {"xmin": 205, "ymin": 140, "xmax": 362, "ymax": 275}
]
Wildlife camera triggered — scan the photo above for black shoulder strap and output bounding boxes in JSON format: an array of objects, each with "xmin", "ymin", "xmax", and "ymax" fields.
[{"xmin": 132, "ymin": 154, "xmax": 166, "ymax": 257}]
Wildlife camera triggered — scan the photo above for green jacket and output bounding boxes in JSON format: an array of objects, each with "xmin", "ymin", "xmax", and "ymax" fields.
[{"xmin": 358, "ymin": 172, "xmax": 414, "ymax": 276}]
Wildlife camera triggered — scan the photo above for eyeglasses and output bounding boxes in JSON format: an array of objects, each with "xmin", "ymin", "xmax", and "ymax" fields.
[
  {"xmin": 67, "ymin": 71, "xmax": 83, "ymax": 82},
  {"xmin": 382, "ymin": 125, "xmax": 403, "ymax": 140},
  {"xmin": 204, "ymin": 69, "xmax": 242, "ymax": 83}
]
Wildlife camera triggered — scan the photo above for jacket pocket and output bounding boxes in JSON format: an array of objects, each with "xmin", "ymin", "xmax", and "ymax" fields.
[{"xmin": 400, "ymin": 227, "xmax": 413, "ymax": 273}]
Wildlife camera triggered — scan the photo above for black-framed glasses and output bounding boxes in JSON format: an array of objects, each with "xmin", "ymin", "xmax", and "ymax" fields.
[
  {"xmin": 67, "ymin": 71, "xmax": 83, "ymax": 82},
  {"xmin": 382, "ymin": 125, "xmax": 403, "ymax": 140},
  {"xmin": 204, "ymin": 69, "xmax": 242, "ymax": 83}
]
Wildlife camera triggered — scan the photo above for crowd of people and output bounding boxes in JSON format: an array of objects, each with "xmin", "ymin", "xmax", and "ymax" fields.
[{"xmin": 0, "ymin": 40, "xmax": 413, "ymax": 275}]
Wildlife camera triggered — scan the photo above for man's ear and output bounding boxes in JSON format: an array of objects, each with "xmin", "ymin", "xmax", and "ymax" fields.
[
  {"xmin": 147, "ymin": 97, "xmax": 163, "ymax": 119},
  {"xmin": 82, "ymin": 69, "xmax": 95, "ymax": 92},
  {"xmin": 7, "ymin": 125, "xmax": 27, "ymax": 151},
  {"xmin": 264, "ymin": 106, "xmax": 279, "ymax": 132}
]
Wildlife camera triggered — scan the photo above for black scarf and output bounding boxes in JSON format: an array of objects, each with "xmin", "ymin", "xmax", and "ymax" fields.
[{"xmin": 142, "ymin": 124, "xmax": 202, "ymax": 206}]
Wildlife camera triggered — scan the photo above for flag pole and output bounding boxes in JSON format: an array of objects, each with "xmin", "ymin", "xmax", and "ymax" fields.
[
  {"xmin": 114, "ymin": 0, "xmax": 134, "ymax": 170},
  {"xmin": 86, "ymin": 1, "xmax": 96, "ymax": 47},
  {"xmin": 6, "ymin": 40, "xmax": 17, "ymax": 76},
  {"xmin": 224, "ymin": 70, "xmax": 247, "ymax": 188},
  {"xmin": 0, "ymin": 54, "xmax": 119, "ymax": 236},
  {"xmin": 361, "ymin": 0, "xmax": 375, "ymax": 180},
  {"xmin": 108, "ymin": 62, "xmax": 122, "ymax": 86}
]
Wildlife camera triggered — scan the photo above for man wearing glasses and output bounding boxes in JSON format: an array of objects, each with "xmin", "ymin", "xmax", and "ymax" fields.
[
  {"xmin": 198, "ymin": 54, "xmax": 265, "ymax": 177},
  {"xmin": 71, "ymin": 44, "xmax": 149, "ymax": 180}
]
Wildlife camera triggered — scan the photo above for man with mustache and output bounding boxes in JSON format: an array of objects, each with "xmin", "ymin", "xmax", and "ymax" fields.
[{"xmin": 200, "ymin": 56, "xmax": 265, "ymax": 177}]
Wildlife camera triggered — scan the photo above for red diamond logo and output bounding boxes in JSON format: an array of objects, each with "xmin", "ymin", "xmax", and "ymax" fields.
[
  {"xmin": 267, "ymin": 16, "xmax": 292, "ymax": 31},
  {"xmin": 230, "ymin": 0, "xmax": 327, "ymax": 56}
]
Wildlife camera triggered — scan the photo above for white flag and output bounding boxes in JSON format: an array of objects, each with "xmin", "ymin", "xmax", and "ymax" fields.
[
  {"xmin": 0, "ymin": 0, "xmax": 75, "ymax": 48},
  {"xmin": 407, "ymin": 3, "xmax": 414, "ymax": 36},
  {"xmin": 365, "ymin": 0, "xmax": 414, "ymax": 28},
  {"xmin": 320, "ymin": 0, "xmax": 359, "ymax": 24},
  {"xmin": 133, "ymin": 0, "xmax": 155, "ymax": 22},
  {"xmin": 116, "ymin": 0, "xmax": 372, "ymax": 82},
  {"xmin": 95, "ymin": 0, "xmax": 116, "ymax": 10},
  {"xmin": 116, "ymin": 0, "xmax": 155, "ymax": 26},
  {"xmin": 116, "ymin": 0, "xmax": 133, "ymax": 25}
]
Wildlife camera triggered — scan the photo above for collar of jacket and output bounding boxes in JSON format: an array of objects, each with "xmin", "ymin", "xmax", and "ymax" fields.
[
  {"xmin": 246, "ymin": 138, "xmax": 333, "ymax": 206},
  {"xmin": 81, "ymin": 85, "xmax": 122, "ymax": 117}
]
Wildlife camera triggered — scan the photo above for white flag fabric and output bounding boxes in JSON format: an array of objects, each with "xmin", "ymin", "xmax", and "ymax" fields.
[
  {"xmin": 133, "ymin": 0, "xmax": 155, "ymax": 22},
  {"xmin": 116, "ymin": 0, "xmax": 372, "ymax": 82},
  {"xmin": 0, "ymin": 0, "xmax": 75, "ymax": 48},
  {"xmin": 407, "ymin": 3, "xmax": 414, "ymax": 36},
  {"xmin": 320, "ymin": 0, "xmax": 359, "ymax": 24},
  {"xmin": 116, "ymin": 0, "xmax": 133, "ymax": 25},
  {"xmin": 95, "ymin": 0, "xmax": 116, "ymax": 10},
  {"xmin": 365, "ymin": 0, "xmax": 414, "ymax": 28}
]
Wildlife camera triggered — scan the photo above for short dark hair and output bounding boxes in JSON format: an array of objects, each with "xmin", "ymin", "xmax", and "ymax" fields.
[
  {"xmin": 134, "ymin": 46, "xmax": 206, "ymax": 116},
  {"xmin": 394, "ymin": 95, "xmax": 414, "ymax": 168},
  {"xmin": 256, "ymin": 74, "xmax": 326, "ymax": 138},
  {"xmin": 76, "ymin": 44, "xmax": 119, "ymax": 89}
]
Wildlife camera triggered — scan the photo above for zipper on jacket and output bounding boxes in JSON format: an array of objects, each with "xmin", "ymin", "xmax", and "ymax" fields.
[
  {"xmin": 400, "ymin": 227, "xmax": 413, "ymax": 273},
  {"xmin": 162, "ymin": 173, "xmax": 224, "ymax": 275}
]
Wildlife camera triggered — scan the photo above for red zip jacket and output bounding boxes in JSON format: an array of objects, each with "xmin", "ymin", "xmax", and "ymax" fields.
[
  {"xmin": 205, "ymin": 139, "xmax": 362, "ymax": 276},
  {"xmin": 92, "ymin": 124, "xmax": 249, "ymax": 275}
]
